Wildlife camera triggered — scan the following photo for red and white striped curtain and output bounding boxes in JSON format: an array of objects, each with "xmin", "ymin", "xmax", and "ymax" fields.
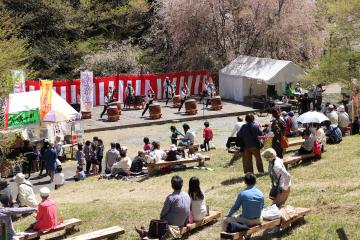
[{"xmin": 25, "ymin": 70, "xmax": 212, "ymax": 106}]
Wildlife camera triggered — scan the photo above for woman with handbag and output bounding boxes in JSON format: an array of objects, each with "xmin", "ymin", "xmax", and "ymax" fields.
[
  {"xmin": 271, "ymin": 108, "xmax": 286, "ymax": 158},
  {"xmin": 262, "ymin": 148, "xmax": 291, "ymax": 207}
]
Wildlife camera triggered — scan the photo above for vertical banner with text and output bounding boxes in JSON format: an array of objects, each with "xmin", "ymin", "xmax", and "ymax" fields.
[
  {"xmin": 80, "ymin": 71, "xmax": 94, "ymax": 112},
  {"xmin": 12, "ymin": 69, "xmax": 26, "ymax": 93},
  {"xmin": 40, "ymin": 80, "xmax": 53, "ymax": 120}
]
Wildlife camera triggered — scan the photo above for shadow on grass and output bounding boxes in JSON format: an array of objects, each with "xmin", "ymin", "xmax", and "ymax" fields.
[
  {"xmin": 287, "ymin": 157, "xmax": 320, "ymax": 171},
  {"xmin": 137, "ymin": 167, "xmax": 188, "ymax": 183},
  {"xmin": 33, "ymin": 180, "xmax": 52, "ymax": 186},
  {"xmin": 226, "ymin": 154, "xmax": 242, "ymax": 167},
  {"xmin": 221, "ymin": 172, "xmax": 269, "ymax": 186},
  {"xmin": 181, "ymin": 220, "xmax": 220, "ymax": 240}
]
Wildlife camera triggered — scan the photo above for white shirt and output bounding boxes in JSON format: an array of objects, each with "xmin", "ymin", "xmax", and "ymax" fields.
[
  {"xmin": 149, "ymin": 149, "xmax": 167, "ymax": 163},
  {"xmin": 191, "ymin": 198, "xmax": 207, "ymax": 222},
  {"xmin": 327, "ymin": 111, "xmax": 339, "ymax": 125},
  {"xmin": 17, "ymin": 181, "xmax": 38, "ymax": 208},
  {"xmin": 180, "ymin": 89, "xmax": 189, "ymax": 100},
  {"xmin": 231, "ymin": 122, "xmax": 245, "ymax": 137},
  {"xmin": 184, "ymin": 131, "xmax": 195, "ymax": 144},
  {"xmin": 272, "ymin": 157, "xmax": 291, "ymax": 190},
  {"xmin": 111, "ymin": 156, "xmax": 132, "ymax": 172},
  {"xmin": 311, "ymin": 128, "xmax": 326, "ymax": 148},
  {"xmin": 54, "ymin": 173, "xmax": 65, "ymax": 185},
  {"xmin": 290, "ymin": 116, "xmax": 298, "ymax": 132},
  {"xmin": 338, "ymin": 112, "xmax": 350, "ymax": 128}
]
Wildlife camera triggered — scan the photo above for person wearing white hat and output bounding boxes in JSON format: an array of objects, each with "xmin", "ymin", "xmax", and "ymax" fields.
[
  {"xmin": 31, "ymin": 187, "xmax": 57, "ymax": 233},
  {"xmin": 262, "ymin": 148, "xmax": 291, "ymax": 207},
  {"xmin": 337, "ymin": 105, "xmax": 350, "ymax": 134},
  {"xmin": 14, "ymin": 173, "xmax": 38, "ymax": 208}
]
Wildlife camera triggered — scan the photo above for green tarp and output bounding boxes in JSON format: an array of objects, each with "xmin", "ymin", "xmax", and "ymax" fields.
[{"xmin": 8, "ymin": 109, "xmax": 40, "ymax": 128}]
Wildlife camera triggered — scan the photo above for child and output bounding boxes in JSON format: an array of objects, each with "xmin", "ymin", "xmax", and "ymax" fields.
[
  {"xmin": 54, "ymin": 165, "xmax": 65, "ymax": 190},
  {"xmin": 188, "ymin": 177, "xmax": 207, "ymax": 222},
  {"xmin": 170, "ymin": 126, "xmax": 184, "ymax": 146},
  {"xmin": 203, "ymin": 121, "xmax": 213, "ymax": 151},
  {"xmin": 84, "ymin": 140, "xmax": 92, "ymax": 174},
  {"xmin": 143, "ymin": 137, "xmax": 152, "ymax": 152},
  {"xmin": 74, "ymin": 166, "xmax": 86, "ymax": 182},
  {"xmin": 76, "ymin": 144, "xmax": 86, "ymax": 168},
  {"xmin": 297, "ymin": 129, "xmax": 314, "ymax": 155},
  {"xmin": 97, "ymin": 139, "xmax": 104, "ymax": 174},
  {"xmin": 91, "ymin": 143, "xmax": 98, "ymax": 175}
]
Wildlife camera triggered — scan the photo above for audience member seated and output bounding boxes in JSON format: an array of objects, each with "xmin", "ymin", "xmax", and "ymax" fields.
[
  {"xmin": 15, "ymin": 173, "xmax": 38, "ymax": 208},
  {"xmin": 288, "ymin": 111, "xmax": 298, "ymax": 136},
  {"xmin": 74, "ymin": 166, "xmax": 86, "ymax": 181},
  {"xmin": 222, "ymin": 172, "xmax": 264, "ymax": 231},
  {"xmin": 143, "ymin": 137, "xmax": 152, "ymax": 152},
  {"xmin": 188, "ymin": 177, "xmax": 207, "ymax": 222},
  {"xmin": 54, "ymin": 165, "xmax": 65, "ymax": 190},
  {"xmin": 165, "ymin": 144, "xmax": 182, "ymax": 162},
  {"xmin": 311, "ymin": 124, "xmax": 327, "ymax": 152},
  {"xmin": 105, "ymin": 142, "xmax": 120, "ymax": 174},
  {"xmin": 324, "ymin": 121, "xmax": 342, "ymax": 144},
  {"xmin": 0, "ymin": 206, "xmax": 36, "ymax": 240},
  {"xmin": 0, "ymin": 180, "xmax": 12, "ymax": 207},
  {"xmin": 29, "ymin": 187, "xmax": 57, "ymax": 233},
  {"xmin": 135, "ymin": 176, "xmax": 191, "ymax": 239},
  {"xmin": 149, "ymin": 141, "xmax": 167, "ymax": 163},
  {"xmin": 297, "ymin": 129, "xmax": 315, "ymax": 155},
  {"xmin": 327, "ymin": 105, "xmax": 339, "ymax": 125},
  {"xmin": 130, "ymin": 150, "xmax": 147, "ymax": 173},
  {"xmin": 337, "ymin": 105, "xmax": 350, "ymax": 134},
  {"xmin": 226, "ymin": 117, "xmax": 244, "ymax": 149},
  {"xmin": 170, "ymin": 126, "xmax": 184, "ymax": 146},
  {"xmin": 178, "ymin": 124, "xmax": 195, "ymax": 147},
  {"xmin": 262, "ymin": 148, "xmax": 291, "ymax": 207},
  {"xmin": 111, "ymin": 146, "xmax": 132, "ymax": 177},
  {"xmin": 352, "ymin": 116, "xmax": 360, "ymax": 135}
]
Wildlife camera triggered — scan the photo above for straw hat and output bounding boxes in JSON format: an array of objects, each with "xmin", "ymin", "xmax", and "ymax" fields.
[
  {"xmin": 40, "ymin": 187, "xmax": 50, "ymax": 198},
  {"xmin": 15, "ymin": 173, "xmax": 26, "ymax": 184},
  {"xmin": 261, "ymin": 148, "xmax": 277, "ymax": 161}
]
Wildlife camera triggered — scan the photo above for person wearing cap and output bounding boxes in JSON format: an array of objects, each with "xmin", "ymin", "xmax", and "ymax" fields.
[
  {"xmin": 31, "ymin": 187, "xmax": 57, "ymax": 233},
  {"xmin": 166, "ymin": 145, "xmax": 182, "ymax": 162},
  {"xmin": 222, "ymin": 172, "xmax": 264, "ymax": 231},
  {"xmin": 130, "ymin": 150, "xmax": 147, "ymax": 173},
  {"xmin": 15, "ymin": 173, "xmax": 38, "ymax": 208},
  {"xmin": 124, "ymin": 82, "xmax": 135, "ymax": 108},
  {"xmin": 111, "ymin": 146, "xmax": 132, "ymax": 177},
  {"xmin": 105, "ymin": 142, "xmax": 120, "ymax": 174},
  {"xmin": 326, "ymin": 105, "xmax": 339, "ymax": 125},
  {"xmin": 178, "ymin": 123, "xmax": 195, "ymax": 147},
  {"xmin": 149, "ymin": 142, "xmax": 167, "ymax": 163},
  {"xmin": 0, "ymin": 206, "xmax": 36, "ymax": 240},
  {"xmin": 262, "ymin": 148, "xmax": 291, "ymax": 207},
  {"xmin": 338, "ymin": 105, "xmax": 350, "ymax": 134},
  {"xmin": 44, "ymin": 142, "xmax": 57, "ymax": 182},
  {"xmin": 0, "ymin": 180, "xmax": 12, "ymax": 207}
]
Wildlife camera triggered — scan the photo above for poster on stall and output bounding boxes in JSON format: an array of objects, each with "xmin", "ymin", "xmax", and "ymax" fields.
[
  {"xmin": 7, "ymin": 109, "xmax": 40, "ymax": 129},
  {"xmin": 40, "ymin": 80, "xmax": 53, "ymax": 119},
  {"xmin": 12, "ymin": 69, "xmax": 26, "ymax": 94},
  {"xmin": 80, "ymin": 71, "xmax": 94, "ymax": 112}
]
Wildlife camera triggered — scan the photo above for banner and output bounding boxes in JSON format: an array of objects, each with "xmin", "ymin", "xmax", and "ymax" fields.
[
  {"xmin": 7, "ymin": 109, "xmax": 40, "ymax": 129},
  {"xmin": 80, "ymin": 71, "xmax": 94, "ymax": 112},
  {"xmin": 40, "ymin": 80, "xmax": 53, "ymax": 119},
  {"xmin": 12, "ymin": 69, "xmax": 26, "ymax": 93}
]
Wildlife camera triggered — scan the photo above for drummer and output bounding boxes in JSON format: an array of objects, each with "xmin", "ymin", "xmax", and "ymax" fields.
[
  {"xmin": 142, "ymin": 89, "xmax": 155, "ymax": 117},
  {"xmin": 178, "ymin": 85, "xmax": 190, "ymax": 112},
  {"xmin": 199, "ymin": 79, "xmax": 209, "ymax": 103},
  {"xmin": 164, "ymin": 77, "xmax": 175, "ymax": 106},
  {"xmin": 205, "ymin": 82, "xmax": 215, "ymax": 108},
  {"xmin": 100, "ymin": 86, "xmax": 115, "ymax": 119},
  {"xmin": 124, "ymin": 82, "xmax": 135, "ymax": 108}
]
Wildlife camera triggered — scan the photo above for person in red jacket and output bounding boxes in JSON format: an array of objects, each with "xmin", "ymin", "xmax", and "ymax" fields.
[
  {"xmin": 32, "ymin": 187, "xmax": 58, "ymax": 233},
  {"xmin": 203, "ymin": 121, "xmax": 213, "ymax": 151}
]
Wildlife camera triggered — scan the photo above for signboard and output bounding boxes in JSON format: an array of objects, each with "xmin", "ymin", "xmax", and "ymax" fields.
[
  {"xmin": 40, "ymin": 80, "xmax": 53, "ymax": 119},
  {"xmin": 12, "ymin": 70, "xmax": 26, "ymax": 93},
  {"xmin": 7, "ymin": 109, "xmax": 40, "ymax": 129},
  {"xmin": 80, "ymin": 71, "xmax": 94, "ymax": 112}
]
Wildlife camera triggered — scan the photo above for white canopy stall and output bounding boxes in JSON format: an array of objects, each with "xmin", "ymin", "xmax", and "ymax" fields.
[{"xmin": 219, "ymin": 55, "xmax": 305, "ymax": 102}]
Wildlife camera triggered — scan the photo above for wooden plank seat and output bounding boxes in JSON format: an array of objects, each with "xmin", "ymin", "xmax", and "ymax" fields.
[
  {"xmin": 287, "ymin": 139, "xmax": 304, "ymax": 148},
  {"xmin": 283, "ymin": 153, "xmax": 319, "ymax": 167},
  {"xmin": 220, "ymin": 207, "xmax": 311, "ymax": 240},
  {"xmin": 66, "ymin": 226, "xmax": 125, "ymax": 240},
  {"xmin": 17, "ymin": 218, "xmax": 82, "ymax": 240},
  {"xmin": 147, "ymin": 156, "xmax": 210, "ymax": 171},
  {"xmin": 177, "ymin": 144, "xmax": 199, "ymax": 156},
  {"xmin": 143, "ymin": 211, "xmax": 221, "ymax": 240}
]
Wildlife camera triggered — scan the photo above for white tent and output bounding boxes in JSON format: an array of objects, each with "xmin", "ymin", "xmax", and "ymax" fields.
[
  {"xmin": 219, "ymin": 55, "xmax": 305, "ymax": 102},
  {"xmin": 9, "ymin": 90, "xmax": 80, "ymax": 121}
]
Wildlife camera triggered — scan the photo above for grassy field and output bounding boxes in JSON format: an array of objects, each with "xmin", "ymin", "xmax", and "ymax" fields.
[{"xmin": 15, "ymin": 134, "xmax": 360, "ymax": 240}]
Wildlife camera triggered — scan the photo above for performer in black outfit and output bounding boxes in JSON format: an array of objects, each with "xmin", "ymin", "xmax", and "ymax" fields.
[
  {"xmin": 199, "ymin": 79, "xmax": 209, "ymax": 103},
  {"xmin": 164, "ymin": 77, "xmax": 174, "ymax": 106},
  {"xmin": 124, "ymin": 82, "xmax": 135, "ymax": 108},
  {"xmin": 142, "ymin": 89, "xmax": 155, "ymax": 116},
  {"xmin": 100, "ymin": 86, "xmax": 115, "ymax": 118}
]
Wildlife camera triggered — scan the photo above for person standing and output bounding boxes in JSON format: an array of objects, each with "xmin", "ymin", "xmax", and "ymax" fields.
[
  {"xmin": 315, "ymin": 84, "xmax": 324, "ymax": 111},
  {"xmin": 262, "ymin": 148, "xmax": 291, "ymax": 207},
  {"xmin": 164, "ymin": 77, "xmax": 174, "ymax": 106},
  {"xmin": 38, "ymin": 139, "xmax": 49, "ymax": 177},
  {"xmin": 271, "ymin": 108, "xmax": 286, "ymax": 158},
  {"xmin": 142, "ymin": 89, "xmax": 155, "ymax": 117},
  {"xmin": 76, "ymin": 144, "xmax": 86, "ymax": 168},
  {"xmin": 124, "ymin": 82, "xmax": 135, "ymax": 108},
  {"xmin": 100, "ymin": 86, "xmax": 115, "ymax": 118},
  {"xmin": 97, "ymin": 139, "xmax": 104, "ymax": 174},
  {"xmin": 205, "ymin": 82, "xmax": 215, "ymax": 108},
  {"xmin": 222, "ymin": 173, "xmax": 264, "ymax": 231},
  {"xmin": 352, "ymin": 116, "xmax": 360, "ymax": 135},
  {"xmin": 237, "ymin": 114, "xmax": 264, "ymax": 174},
  {"xmin": 178, "ymin": 85, "xmax": 189, "ymax": 112},
  {"xmin": 307, "ymin": 84, "xmax": 316, "ymax": 110},
  {"xmin": 44, "ymin": 143, "xmax": 57, "ymax": 182},
  {"xmin": 84, "ymin": 140, "xmax": 92, "ymax": 174},
  {"xmin": 199, "ymin": 79, "xmax": 209, "ymax": 103},
  {"xmin": 298, "ymin": 93, "xmax": 309, "ymax": 114},
  {"xmin": 21, "ymin": 140, "xmax": 37, "ymax": 179},
  {"xmin": 203, "ymin": 121, "xmax": 213, "ymax": 151},
  {"xmin": 105, "ymin": 142, "xmax": 120, "ymax": 174}
]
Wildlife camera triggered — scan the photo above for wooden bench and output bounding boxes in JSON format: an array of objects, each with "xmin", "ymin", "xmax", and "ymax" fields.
[
  {"xmin": 66, "ymin": 226, "xmax": 125, "ymax": 240},
  {"xmin": 147, "ymin": 156, "xmax": 210, "ymax": 171},
  {"xmin": 283, "ymin": 153, "xmax": 319, "ymax": 167},
  {"xmin": 220, "ymin": 207, "xmax": 310, "ymax": 240},
  {"xmin": 143, "ymin": 211, "xmax": 221, "ymax": 240},
  {"xmin": 287, "ymin": 139, "xmax": 304, "ymax": 148},
  {"xmin": 17, "ymin": 218, "xmax": 82, "ymax": 240},
  {"xmin": 177, "ymin": 144, "xmax": 199, "ymax": 157}
]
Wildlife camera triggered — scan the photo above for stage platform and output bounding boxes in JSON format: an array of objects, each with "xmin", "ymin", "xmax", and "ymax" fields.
[{"xmin": 80, "ymin": 100, "xmax": 257, "ymax": 132}]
